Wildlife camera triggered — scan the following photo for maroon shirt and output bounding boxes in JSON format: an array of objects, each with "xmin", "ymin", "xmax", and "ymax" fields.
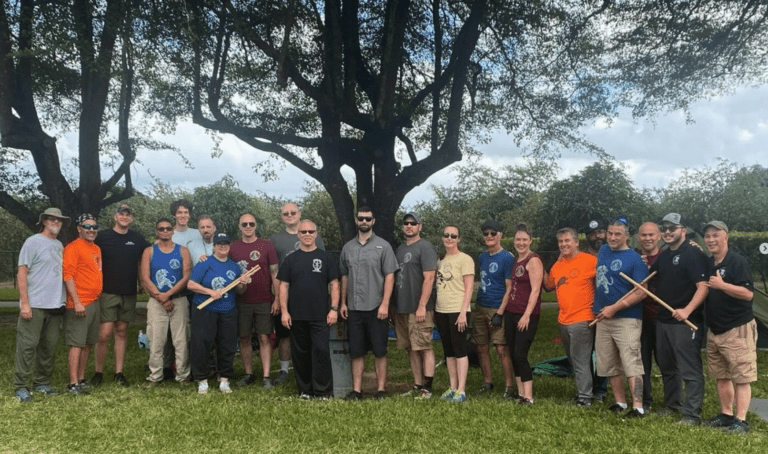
[
  {"xmin": 229, "ymin": 239, "xmax": 278, "ymax": 304},
  {"xmin": 641, "ymin": 249, "xmax": 662, "ymax": 322},
  {"xmin": 505, "ymin": 252, "xmax": 543, "ymax": 316}
]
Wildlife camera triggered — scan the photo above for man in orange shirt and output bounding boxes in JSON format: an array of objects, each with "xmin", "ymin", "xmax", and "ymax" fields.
[
  {"xmin": 63, "ymin": 214, "xmax": 103, "ymax": 395},
  {"xmin": 545, "ymin": 227, "xmax": 597, "ymax": 406}
]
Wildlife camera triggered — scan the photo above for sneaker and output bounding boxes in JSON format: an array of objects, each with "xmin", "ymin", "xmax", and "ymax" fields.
[
  {"xmin": 593, "ymin": 394, "xmax": 605, "ymax": 403},
  {"xmin": 114, "ymin": 372, "xmax": 129, "ymax": 387},
  {"xmin": 274, "ymin": 370, "xmax": 289, "ymax": 385},
  {"xmin": 440, "ymin": 389, "xmax": 457, "ymax": 400},
  {"xmin": 402, "ymin": 385, "xmax": 421, "ymax": 397},
  {"xmin": 15, "ymin": 388, "xmax": 33, "ymax": 403},
  {"xmin": 451, "ymin": 391, "xmax": 467, "ymax": 403},
  {"xmin": 262, "ymin": 377, "xmax": 273, "ymax": 390},
  {"xmin": 344, "ymin": 390, "xmax": 362, "ymax": 401},
  {"xmin": 374, "ymin": 390, "xmax": 387, "ymax": 400},
  {"xmin": 474, "ymin": 383, "xmax": 494, "ymax": 396},
  {"xmin": 655, "ymin": 407, "xmax": 679, "ymax": 417},
  {"xmin": 679, "ymin": 416, "xmax": 701, "ymax": 426},
  {"xmin": 89, "ymin": 372, "xmax": 103, "ymax": 387},
  {"xmin": 503, "ymin": 388, "xmax": 519, "ymax": 400},
  {"xmin": 416, "ymin": 388, "xmax": 432, "ymax": 400},
  {"xmin": 724, "ymin": 418, "xmax": 750, "ymax": 434},
  {"xmin": 236, "ymin": 374, "xmax": 256, "ymax": 387},
  {"xmin": 33, "ymin": 384, "xmax": 58, "ymax": 396},
  {"xmin": 219, "ymin": 380, "xmax": 232, "ymax": 394},
  {"xmin": 299, "ymin": 392, "xmax": 312, "ymax": 400},
  {"xmin": 608, "ymin": 403, "xmax": 626, "ymax": 413},
  {"xmin": 705, "ymin": 413, "xmax": 735, "ymax": 428},
  {"xmin": 197, "ymin": 381, "xmax": 209, "ymax": 395},
  {"xmin": 518, "ymin": 397, "xmax": 534, "ymax": 406},
  {"xmin": 625, "ymin": 408, "xmax": 645, "ymax": 418},
  {"xmin": 77, "ymin": 379, "xmax": 92, "ymax": 392},
  {"xmin": 67, "ymin": 383, "xmax": 88, "ymax": 395},
  {"xmin": 575, "ymin": 398, "xmax": 592, "ymax": 407}
]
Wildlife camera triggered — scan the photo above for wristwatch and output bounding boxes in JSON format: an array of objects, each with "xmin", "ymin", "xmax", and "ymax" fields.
[{"xmin": 330, "ymin": 306, "xmax": 339, "ymax": 312}]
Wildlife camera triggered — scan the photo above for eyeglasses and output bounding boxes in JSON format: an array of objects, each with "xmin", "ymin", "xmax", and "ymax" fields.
[
  {"xmin": 659, "ymin": 225, "xmax": 679, "ymax": 233},
  {"xmin": 482, "ymin": 231, "xmax": 498, "ymax": 237},
  {"xmin": 443, "ymin": 233, "xmax": 459, "ymax": 239},
  {"xmin": 298, "ymin": 230, "xmax": 316, "ymax": 235},
  {"xmin": 80, "ymin": 224, "xmax": 98, "ymax": 230},
  {"xmin": 403, "ymin": 221, "xmax": 419, "ymax": 226},
  {"xmin": 357, "ymin": 216, "xmax": 373, "ymax": 222},
  {"xmin": 43, "ymin": 217, "xmax": 62, "ymax": 223},
  {"xmin": 282, "ymin": 211, "xmax": 298, "ymax": 217},
  {"xmin": 241, "ymin": 222, "xmax": 256, "ymax": 228},
  {"xmin": 156, "ymin": 226, "xmax": 173, "ymax": 232}
]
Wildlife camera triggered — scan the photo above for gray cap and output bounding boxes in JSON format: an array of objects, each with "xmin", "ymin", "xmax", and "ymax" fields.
[
  {"xmin": 37, "ymin": 207, "xmax": 70, "ymax": 225},
  {"xmin": 481, "ymin": 219, "xmax": 503, "ymax": 232},
  {"xmin": 403, "ymin": 212, "xmax": 422, "ymax": 224},
  {"xmin": 661, "ymin": 213, "xmax": 684, "ymax": 226},
  {"xmin": 115, "ymin": 203, "xmax": 132, "ymax": 215},
  {"xmin": 213, "ymin": 232, "xmax": 232, "ymax": 244},
  {"xmin": 703, "ymin": 220, "xmax": 729, "ymax": 234}
]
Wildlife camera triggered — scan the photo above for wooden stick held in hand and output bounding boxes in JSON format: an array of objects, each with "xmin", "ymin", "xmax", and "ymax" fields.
[
  {"xmin": 589, "ymin": 271, "xmax": 658, "ymax": 327},
  {"xmin": 619, "ymin": 272, "xmax": 697, "ymax": 331},
  {"xmin": 196, "ymin": 265, "xmax": 260, "ymax": 310}
]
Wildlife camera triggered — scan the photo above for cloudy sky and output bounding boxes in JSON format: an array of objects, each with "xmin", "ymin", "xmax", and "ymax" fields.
[{"xmin": 52, "ymin": 84, "xmax": 767, "ymax": 208}]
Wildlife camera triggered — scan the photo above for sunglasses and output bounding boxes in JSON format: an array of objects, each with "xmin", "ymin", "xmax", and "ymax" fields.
[
  {"xmin": 403, "ymin": 221, "xmax": 419, "ymax": 226},
  {"xmin": 80, "ymin": 224, "xmax": 98, "ymax": 230},
  {"xmin": 298, "ymin": 230, "xmax": 316, "ymax": 235},
  {"xmin": 156, "ymin": 226, "xmax": 173, "ymax": 232},
  {"xmin": 357, "ymin": 216, "xmax": 373, "ymax": 222},
  {"xmin": 282, "ymin": 211, "xmax": 298, "ymax": 217},
  {"xmin": 482, "ymin": 231, "xmax": 498, "ymax": 237},
  {"xmin": 241, "ymin": 222, "xmax": 256, "ymax": 228},
  {"xmin": 659, "ymin": 225, "xmax": 679, "ymax": 233},
  {"xmin": 443, "ymin": 233, "xmax": 459, "ymax": 239}
]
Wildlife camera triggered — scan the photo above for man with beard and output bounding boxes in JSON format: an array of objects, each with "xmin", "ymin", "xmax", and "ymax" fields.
[
  {"xmin": 187, "ymin": 215, "xmax": 216, "ymax": 266},
  {"xmin": 339, "ymin": 207, "xmax": 398, "ymax": 400},
  {"xmin": 13, "ymin": 208, "xmax": 69, "ymax": 402},
  {"xmin": 584, "ymin": 218, "xmax": 607, "ymax": 256},
  {"xmin": 91, "ymin": 204, "xmax": 150, "ymax": 387},
  {"xmin": 650, "ymin": 213, "xmax": 708, "ymax": 424},
  {"xmin": 637, "ymin": 222, "xmax": 663, "ymax": 410},
  {"xmin": 394, "ymin": 213, "xmax": 438, "ymax": 398}
]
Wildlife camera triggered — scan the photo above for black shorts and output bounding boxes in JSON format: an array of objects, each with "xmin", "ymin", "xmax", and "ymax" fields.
[
  {"xmin": 435, "ymin": 311, "xmax": 470, "ymax": 359},
  {"xmin": 347, "ymin": 309, "xmax": 388, "ymax": 359}
]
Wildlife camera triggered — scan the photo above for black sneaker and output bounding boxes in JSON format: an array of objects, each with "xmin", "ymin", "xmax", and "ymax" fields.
[
  {"xmin": 502, "ymin": 388, "xmax": 519, "ymax": 400},
  {"xmin": 575, "ymin": 398, "xmax": 592, "ymax": 407},
  {"xmin": 77, "ymin": 379, "xmax": 92, "ymax": 392},
  {"xmin": 679, "ymin": 416, "xmax": 701, "ymax": 426},
  {"xmin": 89, "ymin": 372, "xmax": 103, "ymax": 387},
  {"xmin": 608, "ymin": 403, "xmax": 626, "ymax": 413},
  {"xmin": 724, "ymin": 418, "xmax": 750, "ymax": 434},
  {"xmin": 273, "ymin": 370, "xmax": 289, "ymax": 385},
  {"xmin": 593, "ymin": 394, "xmax": 605, "ymax": 403},
  {"xmin": 67, "ymin": 383, "xmax": 88, "ymax": 395},
  {"xmin": 114, "ymin": 372, "xmax": 129, "ymax": 387},
  {"xmin": 518, "ymin": 397, "xmax": 534, "ymax": 406},
  {"xmin": 345, "ymin": 390, "xmax": 362, "ymax": 401},
  {"xmin": 236, "ymin": 374, "xmax": 256, "ymax": 387},
  {"xmin": 705, "ymin": 413, "xmax": 735, "ymax": 428},
  {"xmin": 625, "ymin": 408, "xmax": 645, "ymax": 418},
  {"xmin": 474, "ymin": 383, "xmax": 494, "ymax": 396},
  {"xmin": 374, "ymin": 390, "xmax": 387, "ymax": 400}
]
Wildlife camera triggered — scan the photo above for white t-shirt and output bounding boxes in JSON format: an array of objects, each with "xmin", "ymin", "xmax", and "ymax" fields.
[{"xmin": 18, "ymin": 234, "xmax": 66, "ymax": 309}]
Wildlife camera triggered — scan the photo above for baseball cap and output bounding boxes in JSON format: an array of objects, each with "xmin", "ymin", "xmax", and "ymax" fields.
[
  {"xmin": 661, "ymin": 213, "xmax": 684, "ymax": 226},
  {"xmin": 115, "ymin": 204, "xmax": 132, "ymax": 215},
  {"xmin": 703, "ymin": 220, "xmax": 729, "ymax": 234},
  {"xmin": 583, "ymin": 218, "xmax": 607, "ymax": 234},
  {"xmin": 481, "ymin": 219, "xmax": 503, "ymax": 232},
  {"xmin": 37, "ymin": 208, "xmax": 70, "ymax": 225},
  {"xmin": 403, "ymin": 212, "xmax": 422, "ymax": 224},
  {"xmin": 213, "ymin": 232, "xmax": 232, "ymax": 244}
]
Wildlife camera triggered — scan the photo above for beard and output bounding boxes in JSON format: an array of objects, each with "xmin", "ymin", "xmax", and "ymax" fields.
[
  {"xmin": 357, "ymin": 224, "xmax": 372, "ymax": 233},
  {"xmin": 588, "ymin": 237, "xmax": 603, "ymax": 250},
  {"xmin": 47, "ymin": 226, "xmax": 61, "ymax": 236}
]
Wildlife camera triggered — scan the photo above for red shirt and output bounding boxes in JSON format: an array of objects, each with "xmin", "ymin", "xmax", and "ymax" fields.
[
  {"xmin": 641, "ymin": 249, "xmax": 662, "ymax": 322},
  {"xmin": 229, "ymin": 239, "xmax": 278, "ymax": 304}
]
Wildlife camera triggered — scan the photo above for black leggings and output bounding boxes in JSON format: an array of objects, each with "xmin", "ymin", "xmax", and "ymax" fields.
[{"xmin": 504, "ymin": 312, "xmax": 539, "ymax": 382}]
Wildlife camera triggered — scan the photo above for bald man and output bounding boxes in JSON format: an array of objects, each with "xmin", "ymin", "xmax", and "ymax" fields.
[{"xmin": 637, "ymin": 222, "xmax": 663, "ymax": 410}]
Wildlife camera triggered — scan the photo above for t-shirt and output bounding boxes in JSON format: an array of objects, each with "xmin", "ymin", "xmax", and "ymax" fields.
[
  {"xmin": 229, "ymin": 239, "xmax": 279, "ymax": 304},
  {"xmin": 190, "ymin": 256, "xmax": 242, "ymax": 313},
  {"xmin": 476, "ymin": 249, "xmax": 515, "ymax": 309},
  {"xmin": 640, "ymin": 249, "xmax": 662, "ymax": 322},
  {"xmin": 187, "ymin": 237, "xmax": 214, "ymax": 266},
  {"xmin": 594, "ymin": 245, "xmax": 648, "ymax": 319},
  {"xmin": 436, "ymin": 251, "xmax": 475, "ymax": 313},
  {"xmin": 149, "ymin": 244, "xmax": 184, "ymax": 292},
  {"xmin": 394, "ymin": 238, "xmax": 438, "ymax": 314},
  {"xmin": 277, "ymin": 248, "xmax": 340, "ymax": 321},
  {"xmin": 270, "ymin": 230, "xmax": 326, "ymax": 266},
  {"xmin": 95, "ymin": 228, "xmax": 150, "ymax": 295},
  {"xmin": 650, "ymin": 241, "xmax": 708, "ymax": 325},
  {"xmin": 18, "ymin": 234, "xmax": 65, "ymax": 309},
  {"xmin": 706, "ymin": 250, "xmax": 754, "ymax": 334},
  {"xmin": 63, "ymin": 238, "xmax": 102, "ymax": 307},
  {"xmin": 546, "ymin": 252, "xmax": 596, "ymax": 325},
  {"xmin": 506, "ymin": 252, "xmax": 543, "ymax": 316},
  {"xmin": 172, "ymin": 228, "xmax": 202, "ymax": 250},
  {"xmin": 339, "ymin": 233, "xmax": 399, "ymax": 311}
]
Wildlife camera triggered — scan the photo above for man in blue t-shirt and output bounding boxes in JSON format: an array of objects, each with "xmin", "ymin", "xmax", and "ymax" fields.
[
  {"xmin": 472, "ymin": 220, "xmax": 516, "ymax": 398},
  {"xmin": 593, "ymin": 217, "xmax": 648, "ymax": 417}
]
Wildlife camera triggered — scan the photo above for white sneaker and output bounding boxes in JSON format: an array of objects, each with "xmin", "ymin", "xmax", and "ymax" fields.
[
  {"xmin": 198, "ymin": 380, "xmax": 209, "ymax": 394},
  {"xmin": 219, "ymin": 380, "xmax": 232, "ymax": 394}
]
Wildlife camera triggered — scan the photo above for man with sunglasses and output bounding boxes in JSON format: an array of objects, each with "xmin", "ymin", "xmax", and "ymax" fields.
[
  {"xmin": 91, "ymin": 204, "xmax": 150, "ymax": 387},
  {"xmin": 394, "ymin": 213, "xmax": 438, "ymax": 398},
  {"xmin": 339, "ymin": 207, "xmax": 398, "ymax": 400},
  {"xmin": 473, "ymin": 220, "xmax": 516, "ymax": 398},
  {"xmin": 63, "ymin": 214, "xmax": 103, "ymax": 394},
  {"xmin": 650, "ymin": 212, "xmax": 709, "ymax": 424},
  {"xmin": 270, "ymin": 202, "xmax": 326, "ymax": 384},
  {"xmin": 13, "ymin": 208, "xmax": 69, "ymax": 402},
  {"xmin": 230, "ymin": 213, "xmax": 280, "ymax": 388}
]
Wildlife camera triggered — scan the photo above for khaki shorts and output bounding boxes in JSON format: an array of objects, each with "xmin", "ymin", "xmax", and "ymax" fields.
[
  {"xmin": 99, "ymin": 293, "xmax": 137, "ymax": 323},
  {"xmin": 237, "ymin": 303, "xmax": 273, "ymax": 337},
  {"xmin": 595, "ymin": 317, "xmax": 643, "ymax": 377},
  {"xmin": 65, "ymin": 302, "xmax": 100, "ymax": 347},
  {"xmin": 707, "ymin": 320, "xmax": 758, "ymax": 384},
  {"xmin": 471, "ymin": 305, "xmax": 506, "ymax": 345},
  {"xmin": 394, "ymin": 311, "xmax": 435, "ymax": 351}
]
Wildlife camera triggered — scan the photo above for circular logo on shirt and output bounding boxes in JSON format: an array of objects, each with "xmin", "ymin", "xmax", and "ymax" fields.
[
  {"xmin": 672, "ymin": 255, "xmax": 680, "ymax": 265},
  {"xmin": 169, "ymin": 259, "xmax": 180, "ymax": 270},
  {"xmin": 718, "ymin": 267, "xmax": 726, "ymax": 278},
  {"xmin": 610, "ymin": 259, "xmax": 622, "ymax": 272},
  {"xmin": 226, "ymin": 270, "xmax": 236, "ymax": 280},
  {"xmin": 515, "ymin": 265, "xmax": 525, "ymax": 277},
  {"xmin": 403, "ymin": 252, "xmax": 413, "ymax": 263},
  {"xmin": 569, "ymin": 269, "xmax": 580, "ymax": 278},
  {"xmin": 489, "ymin": 262, "xmax": 499, "ymax": 273},
  {"xmin": 312, "ymin": 259, "xmax": 323, "ymax": 273},
  {"xmin": 249, "ymin": 250, "xmax": 261, "ymax": 261}
]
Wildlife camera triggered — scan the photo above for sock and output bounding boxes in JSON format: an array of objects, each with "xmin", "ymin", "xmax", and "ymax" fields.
[
  {"xmin": 424, "ymin": 376, "xmax": 434, "ymax": 391},
  {"xmin": 617, "ymin": 402, "xmax": 628, "ymax": 409},
  {"xmin": 280, "ymin": 361, "xmax": 290, "ymax": 373}
]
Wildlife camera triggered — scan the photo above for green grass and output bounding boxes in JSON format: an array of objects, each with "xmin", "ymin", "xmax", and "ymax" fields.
[{"xmin": 1, "ymin": 307, "xmax": 767, "ymax": 453}]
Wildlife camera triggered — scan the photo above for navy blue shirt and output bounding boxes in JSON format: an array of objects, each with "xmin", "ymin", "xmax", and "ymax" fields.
[
  {"xmin": 476, "ymin": 249, "xmax": 515, "ymax": 309},
  {"xmin": 190, "ymin": 257, "xmax": 242, "ymax": 313},
  {"xmin": 594, "ymin": 245, "xmax": 648, "ymax": 319}
]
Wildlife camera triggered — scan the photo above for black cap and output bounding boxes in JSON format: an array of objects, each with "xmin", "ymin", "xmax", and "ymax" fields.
[
  {"xmin": 583, "ymin": 218, "xmax": 607, "ymax": 234},
  {"xmin": 481, "ymin": 219, "xmax": 503, "ymax": 232},
  {"xmin": 213, "ymin": 233, "xmax": 231, "ymax": 244}
]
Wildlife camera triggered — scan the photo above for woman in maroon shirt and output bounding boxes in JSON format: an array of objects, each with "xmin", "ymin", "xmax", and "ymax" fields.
[{"xmin": 504, "ymin": 224, "xmax": 544, "ymax": 405}]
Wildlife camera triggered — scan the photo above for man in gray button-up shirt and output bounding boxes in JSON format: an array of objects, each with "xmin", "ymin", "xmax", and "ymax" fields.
[{"xmin": 339, "ymin": 207, "xmax": 398, "ymax": 400}]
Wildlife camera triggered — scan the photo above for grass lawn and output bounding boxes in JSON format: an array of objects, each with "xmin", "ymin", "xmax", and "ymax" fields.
[{"xmin": 1, "ymin": 306, "xmax": 767, "ymax": 453}]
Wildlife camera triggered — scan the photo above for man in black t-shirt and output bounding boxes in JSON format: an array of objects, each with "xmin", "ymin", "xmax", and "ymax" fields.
[
  {"xmin": 91, "ymin": 204, "xmax": 150, "ymax": 387},
  {"xmin": 650, "ymin": 213, "xmax": 709, "ymax": 424},
  {"xmin": 702, "ymin": 221, "xmax": 756, "ymax": 434},
  {"xmin": 277, "ymin": 220, "xmax": 340, "ymax": 398}
]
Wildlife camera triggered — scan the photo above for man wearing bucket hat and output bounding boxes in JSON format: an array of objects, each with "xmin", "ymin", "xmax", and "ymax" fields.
[{"xmin": 13, "ymin": 208, "xmax": 69, "ymax": 402}]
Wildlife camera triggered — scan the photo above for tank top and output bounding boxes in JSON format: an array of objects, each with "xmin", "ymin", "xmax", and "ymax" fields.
[
  {"xmin": 150, "ymin": 243, "xmax": 183, "ymax": 292},
  {"xmin": 505, "ymin": 252, "xmax": 543, "ymax": 316}
]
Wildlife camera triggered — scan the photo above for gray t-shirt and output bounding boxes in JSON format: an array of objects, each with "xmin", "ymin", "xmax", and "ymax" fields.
[
  {"xmin": 339, "ymin": 233, "xmax": 398, "ymax": 311},
  {"xmin": 394, "ymin": 238, "xmax": 438, "ymax": 314},
  {"xmin": 270, "ymin": 230, "xmax": 325, "ymax": 267},
  {"xmin": 18, "ymin": 234, "xmax": 66, "ymax": 309},
  {"xmin": 187, "ymin": 237, "xmax": 214, "ymax": 266},
  {"xmin": 172, "ymin": 228, "xmax": 202, "ymax": 250}
]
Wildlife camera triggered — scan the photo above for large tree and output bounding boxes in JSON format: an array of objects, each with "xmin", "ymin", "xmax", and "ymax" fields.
[{"xmin": 164, "ymin": 0, "xmax": 768, "ymax": 244}]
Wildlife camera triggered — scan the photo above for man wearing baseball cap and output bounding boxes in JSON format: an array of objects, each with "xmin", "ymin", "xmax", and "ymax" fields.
[
  {"xmin": 13, "ymin": 208, "xmax": 69, "ymax": 402},
  {"xmin": 702, "ymin": 221, "xmax": 757, "ymax": 434},
  {"xmin": 583, "ymin": 218, "xmax": 608, "ymax": 256},
  {"xmin": 650, "ymin": 212, "xmax": 709, "ymax": 424}
]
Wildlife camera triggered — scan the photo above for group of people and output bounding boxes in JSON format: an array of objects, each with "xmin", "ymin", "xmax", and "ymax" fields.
[{"xmin": 12, "ymin": 203, "xmax": 759, "ymax": 434}]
